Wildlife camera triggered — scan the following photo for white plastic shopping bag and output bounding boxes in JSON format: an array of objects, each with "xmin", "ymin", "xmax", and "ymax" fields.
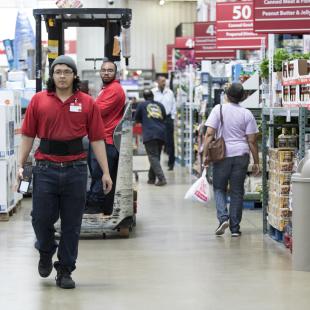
[{"xmin": 184, "ymin": 169, "xmax": 213, "ymax": 204}]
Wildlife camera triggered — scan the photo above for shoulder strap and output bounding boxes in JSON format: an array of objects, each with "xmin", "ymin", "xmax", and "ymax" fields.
[{"xmin": 220, "ymin": 104, "xmax": 224, "ymax": 126}]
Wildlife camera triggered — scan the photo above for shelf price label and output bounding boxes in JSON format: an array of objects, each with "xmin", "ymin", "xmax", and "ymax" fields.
[{"xmin": 216, "ymin": 0, "xmax": 267, "ymax": 50}]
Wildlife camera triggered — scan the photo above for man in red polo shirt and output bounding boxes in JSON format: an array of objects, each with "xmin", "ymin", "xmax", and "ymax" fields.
[
  {"xmin": 17, "ymin": 55, "xmax": 112, "ymax": 289},
  {"xmin": 86, "ymin": 60, "xmax": 126, "ymax": 215}
]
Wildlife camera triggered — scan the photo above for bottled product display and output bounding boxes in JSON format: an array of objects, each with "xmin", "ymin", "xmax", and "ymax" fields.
[
  {"xmin": 277, "ymin": 128, "xmax": 289, "ymax": 148},
  {"xmin": 281, "ymin": 57, "xmax": 310, "ymax": 107},
  {"xmin": 277, "ymin": 128, "xmax": 298, "ymax": 148},
  {"xmin": 268, "ymin": 148, "xmax": 296, "ymax": 231}
]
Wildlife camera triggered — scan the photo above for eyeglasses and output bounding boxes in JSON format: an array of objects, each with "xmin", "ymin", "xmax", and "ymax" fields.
[
  {"xmin": 53, "ymin": 70, "xmax": 74, "ymax": 76},
  {"xmin": 100, "ymin": 69, "xmax": 115, "ymax": 74}
]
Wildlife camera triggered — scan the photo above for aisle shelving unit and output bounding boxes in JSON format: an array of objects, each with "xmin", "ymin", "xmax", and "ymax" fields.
[
  {"xmin": 176, "ymin": 103, "xmax": 193, "ymax": 167},
  {"xmin": 261, "ymin": 107, "xmax": 309, "ymax": 233}
]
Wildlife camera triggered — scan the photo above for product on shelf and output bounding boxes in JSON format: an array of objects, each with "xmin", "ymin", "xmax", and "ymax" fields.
[
  {"xmin": 277, "ymin": 129, "xmax": 298, "ymax": 149},
  {"xmin": 277, "ymin": 129, "xmax": 289, "ymax": 148},
  {"xmin": 283, "ymin": 59, "xmax": 310, "ymax": 80},
  {"xmin": 289, "ymin": 85, "xmax": 297, "ymax": 102},
  {"xmin": 268, "ymin": 213, "xmax": 290, "ymax": 232},
  {"xmin": 281, "ymin": 57, "xmax": 310, "ymax": 108},
  {"xmin": 282, "ymin": 62, "xmax": 288, "ymax": 79},
  {"xmin": 288, "ymin": 128, "xmax": 298, "ymax": 148},
  {"xmin": 268, "ymin": 148, "xmax": 295, "ymax": 231},
  {"xmin": 282, "ymin": 86, "xmax": 289, "ymax": 103}
]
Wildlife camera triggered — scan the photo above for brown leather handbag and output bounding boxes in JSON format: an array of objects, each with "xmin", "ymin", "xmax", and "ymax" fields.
[{"xmin": 206, "ymin": 104, "xmax": 226, "ymax": 163}]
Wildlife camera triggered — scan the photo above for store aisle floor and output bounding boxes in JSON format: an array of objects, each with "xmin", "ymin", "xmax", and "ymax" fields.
[{"xmin": 1, "ymin": 167, "xmax": 310, "ymax": 310}]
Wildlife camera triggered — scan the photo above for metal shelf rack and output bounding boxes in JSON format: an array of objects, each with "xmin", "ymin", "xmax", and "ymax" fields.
[{"xmin": 261, "ymin": 107, "xmax": 309, "ymax": 233}]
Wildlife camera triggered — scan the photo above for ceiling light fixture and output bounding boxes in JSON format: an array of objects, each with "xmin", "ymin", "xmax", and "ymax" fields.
[{"xmin": 159, "ymin": 0, "xmax": 165, "ymax": 6}]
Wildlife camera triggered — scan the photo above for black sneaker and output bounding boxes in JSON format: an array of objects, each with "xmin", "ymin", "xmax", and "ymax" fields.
[
  {"xmin": 231, "ymin": 231, "xmax": 242, "ymax": 237},
  {"xmin": 147, "ymin": 179, "xmax": 155, "ymax": 185},
  {"xmin": 155, "ymin": 180, "xmax": 167, "ymax": 186},
  {"xmin": 215, "ymin": 220, "xmax": 229, "ymax": 236},
  {"xmin": 54, "ymin": 262, "xmax": 75, "ymax": 289},
  {"xmin": 84, "ymin": 205, "xmax": 102, "ymax": 214},
  {"xmin": 38, "ymin": 253, "xmax": 53, "ymax": 278}
]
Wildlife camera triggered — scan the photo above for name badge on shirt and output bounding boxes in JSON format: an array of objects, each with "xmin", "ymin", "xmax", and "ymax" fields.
[{"xmin": 70, "ymin": 99, "xmax": 82, "ymax": 113}]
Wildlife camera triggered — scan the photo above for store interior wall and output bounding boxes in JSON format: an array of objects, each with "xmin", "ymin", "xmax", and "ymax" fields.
[
  {"xmin": 127, "ymin": 0, "xmax": 196, "ymax": 72},
  {"xmin": 0, "ymin": 0, "xmax": 196, "ymax": 73},
  {"xmin": 76, "ymin": 0, "xmax": 124, "ymax": 74},
  {"xmin": 77, "ymin": 0, "xmax": 196, "ymax": 73}
]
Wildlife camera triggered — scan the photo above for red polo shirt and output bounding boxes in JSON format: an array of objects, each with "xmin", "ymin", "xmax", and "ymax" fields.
[
  {"xmin": 95, "ymin": 80, "xmax": 125, "ymax": 145},
  {"xmin": 21, "ymin": 90, "xmax": 105, "ymax": 162}
]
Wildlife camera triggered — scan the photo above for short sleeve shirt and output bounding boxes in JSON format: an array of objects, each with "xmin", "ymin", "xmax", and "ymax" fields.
[
  {"xmin": 205, "ymin": 103, "xmax": 258, "ymax": 157},
  {"xmin": 22, "ymin": 90, "xmax": 105, "ymax": 162}
]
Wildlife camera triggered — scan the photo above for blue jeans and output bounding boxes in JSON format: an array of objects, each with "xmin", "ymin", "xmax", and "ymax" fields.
[
  {"xmin": 212, "ymin": 154, "xmax": 249, "ymax": 233},
  {"xmin": 32, "ymin": 161, "xmax": 87, "ymax": 272},
  {"xmin": 87, "ymin": 144, "xmax": 119, "ymax": 215}
]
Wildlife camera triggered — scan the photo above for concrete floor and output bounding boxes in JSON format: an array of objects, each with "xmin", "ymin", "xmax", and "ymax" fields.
[{"xmin": 1, "ymin": 166, "xmax": 310, "ymax": 310}]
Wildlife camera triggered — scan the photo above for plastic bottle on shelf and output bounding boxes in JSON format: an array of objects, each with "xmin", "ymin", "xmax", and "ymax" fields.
[
  {"xmin": 277, "ymin": 128, "xmax": 289, "ymax": 148},
  {"xmin": 288, "ymin": 128, "xmax": 298, "ymax": 148}
]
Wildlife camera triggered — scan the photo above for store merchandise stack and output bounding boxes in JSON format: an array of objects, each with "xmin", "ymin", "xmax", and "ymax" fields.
[
  {"xmin": 0, "ymin": 89, "xmax": 22, "ymax": 221},
  {"xmin": 6, "ymin": 70, "xmax": 36, "ymax": 110},
  {"xmin": 268, "ymin": 148, "xmax": 296, "ymax": 240},
  {"xmin": 282, "ymin": 58, "xmax": 310, "ymax": 107}
]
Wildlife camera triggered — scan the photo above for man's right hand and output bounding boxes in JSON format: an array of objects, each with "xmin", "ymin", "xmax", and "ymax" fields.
[
  {"xmin": 15, "ymin": 167, "xmax": 24, "ymax": 191},
  {"xmin": 102, "ymin": 174, "xmax": 113, "ymax": 194}
]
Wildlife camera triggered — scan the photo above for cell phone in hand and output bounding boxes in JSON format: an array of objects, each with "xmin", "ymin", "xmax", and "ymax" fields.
[{"xmin": 18, "ymin": 165, "xmax": 33, "ymax": 194}]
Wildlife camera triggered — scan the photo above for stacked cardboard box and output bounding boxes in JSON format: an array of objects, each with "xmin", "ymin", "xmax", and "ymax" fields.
[
  {"xmin": 0, "ymin": 89, "xmax": 22, "ymax": 213},
  {"xmin": 268, "ymin": 148, "xmax": 295, "ymax": 231},
  {"xmin": 0, "ymin": 157, "xmax": 16, "ymax": 213}
]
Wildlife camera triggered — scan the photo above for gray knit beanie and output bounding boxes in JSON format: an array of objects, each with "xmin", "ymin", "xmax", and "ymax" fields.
[{"xmin": 51, "ymin": 55, "xmax": 77, "ymax": 75}]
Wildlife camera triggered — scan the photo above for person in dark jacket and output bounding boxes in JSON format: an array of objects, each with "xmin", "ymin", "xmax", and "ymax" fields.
[{"xmin": 135, "ymin": 89, "xmax": 167, "ymax": 186}]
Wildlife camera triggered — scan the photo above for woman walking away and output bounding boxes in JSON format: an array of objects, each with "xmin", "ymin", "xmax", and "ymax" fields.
[{"xmin": 204, "ymin": 83, "xmax": 260, "ymax": 237}]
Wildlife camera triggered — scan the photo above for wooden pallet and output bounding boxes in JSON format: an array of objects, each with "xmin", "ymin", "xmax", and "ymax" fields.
[{"xmin": 0, "ymin": 201, "xmax": 22, "ymax": 222}]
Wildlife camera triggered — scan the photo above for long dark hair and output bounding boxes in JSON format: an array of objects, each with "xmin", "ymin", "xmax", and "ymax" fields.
[{"xmin": 46, "ymin": 75, "xmax": 81, "ymax": 92}]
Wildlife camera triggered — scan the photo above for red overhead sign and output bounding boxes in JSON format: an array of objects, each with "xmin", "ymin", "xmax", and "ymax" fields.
[
  {"xmin": 167, "ymin": 44, "xmax": 174, "ymax": 71},
  {"xmin": 216, "ymin": 0, "xmax": 267, "ymax": 49},
  {"xmin": 194, "ymin": 22, "xmax": 236, "ymax": 60},
  {"xmin": 254, "ymin": 1, "xmax": 310, "ymax": 33},
  {"xmin": 174, "ymin": 37, "xmax": 195, "ymax": 49}
]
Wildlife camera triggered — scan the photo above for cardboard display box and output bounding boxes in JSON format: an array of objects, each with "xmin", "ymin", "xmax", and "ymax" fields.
[
  {"xmin": 0, "ymin": 157, "xmax": 16, "ymax": 213},
  {"xmin": 0, "ymin": 105, "xmax": 15, "ymax": 158}
]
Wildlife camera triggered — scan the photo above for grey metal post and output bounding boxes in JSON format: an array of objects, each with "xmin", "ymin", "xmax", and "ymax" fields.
[
  {"xmin": 262, "ymin": 111, "xmax": 268, "ymax": 233},
  {"xmin": 35, "ymin": 14, "xmax": 42, "ymax": 92},
  {"xmin": 299, "ymin": 107, "xmax": 306, "ymax": 160}
]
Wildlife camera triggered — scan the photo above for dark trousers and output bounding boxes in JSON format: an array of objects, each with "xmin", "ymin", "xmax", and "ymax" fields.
[
  {"xmin": 87, "ymin": 144, "xmax": 119, "ymax": 215},
  {"xmin": 32, "ymin": 162, "xmax": 87, "ymax": 272},
  {"xmin": 145, "ymin": 139, "xmax": 166, "ymax": 182},
  {"xmin": 165, "ymin": 116, "xmax": 175, "ymax": 168},
  {"xmin": 212, "ymin": 154, "xmax": 249, "ymax": 233}
]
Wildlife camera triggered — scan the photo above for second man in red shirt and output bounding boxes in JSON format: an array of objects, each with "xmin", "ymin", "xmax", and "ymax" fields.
[{"xmin": 86, "ymin": 60, "xmax": 126, "ymax": 215}]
